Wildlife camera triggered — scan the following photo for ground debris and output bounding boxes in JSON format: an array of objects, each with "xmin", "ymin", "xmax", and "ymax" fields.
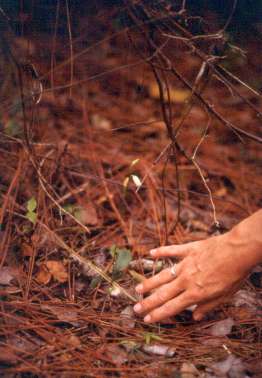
[
  {"xmin": 142, "ymin": 344, "xmax": 176, "ymax": 357},
  {"xmin": 180, "ymin": 362, "xmax": 200, "ymax": 378},
  {"xmin": 233, "ymin": 289, "xmax": 262, "ymax": 311},
  {"xmin": 206, "ymin": 355, "xmax": 246, "ymax": 378},
  {"xmin": 206, "ymin": 318, "xmax": 235, "ymax": 337},
  {"xmin": 0, "ymin": 267, "xmax": 17, "ymax": 286},
  {"xmin": 120, "ymin": 305, "xmax": 136, "ymax": 329},
  {"xmin": 45, "ymin": 260, "xmax": 68, "ymax": 283},
  {"xmin": 0, "ymin": 1, "xmax": 261, "ymax": 376},
  {"xmin": 102, "ymin": 344, "xmax": 128, "ymax": 366}
]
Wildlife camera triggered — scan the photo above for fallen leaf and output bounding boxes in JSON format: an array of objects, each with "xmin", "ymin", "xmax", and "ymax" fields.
[
  {"xmin": 142, "ymin": 344, "xmax": 176, "ymax": 357},
  {"xmin": 41, "ymin": 305, "xmax": 79, "ymax": 323},
  {"xmin": 36, "ymin": 265, "xmax": 52, "ymax": 285},
  {"xmin": 64, "ymin": 334, "xmax": 81, "ymax": 348},
  {"xmin": 9, "ymin": 334, "xmax": 38, "ymax": 353},
  {"xmin": 129, "ymin": 258, "xmax": 163, "ymax": 272},
  {"xmin": 214, "ymin": 187, "xmax": 227, "ymax": 197},
  {"xmin": 91, "ymin": 114, "xmax": 111, "ymax": 130},
  {"xmin": 46, "ymin": 260, "xmax": 68, "ymax": 283},
  {"xmin": 120, "ymin": 306, "xmax": 135, "ymax": 329},
  {"xmin": 74, "ymin": 203, "xmax": 98, "ymax": 226},
  {"xmin": 233, "ymin": 289, "xmax": 262, "ymax": 311},
  {"xmin": 104, "ymin": 344, "xmax": 128, "ymax": 366},
  {"xmin": 207, "ymin": 318, "xmax": 235, "ymax": 337},
  {"xmin": 148, "ymin": 83, "xmax": 190, "ymax": 103},
  {"xmin": 180, "ymin": 362, "xmax": 199, "ymax": 378},
  {"xmin": 208, "ymin": 355, "xmax": 245, "ymax": 377},
  {"xmin": 0, "ymin": 267, "xmax": 16, "ymax": 286},
  {"xmin": 21, "ymin": 242, "xmax": 34, "ymax": 257}
]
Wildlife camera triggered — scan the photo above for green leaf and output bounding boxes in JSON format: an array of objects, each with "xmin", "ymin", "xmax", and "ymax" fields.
[
  {"xmin": 27, "ymin": 197, "xmax": 37, "ymax": 212},
  {"xmin": 120, "ymin": 340, "xmax": 140, "ymax": 351},
  {"xmin": 90, "ymin": 276, "xmax": 101, "ymax": 289},
  {"xmin": 26, "ymin": 211, "xmax": 37, "ymax": 224},
  {"xmin": 114, "ymin": 248, "xmax": 132, "ymax": 272},
  {"xmin": 109, "ymin": 245, "xmax": 117, "ymax": 258},
  {"xmin": 62, "ymin": 204, "xmax": 74, "ymax": 214},
  {"xmin": 144, "ymin": 332, "xmax": 162, "ymax": 345},
  {"xmin": 73, "ymin": 207, "xmax": 82, "ymax": 221}
]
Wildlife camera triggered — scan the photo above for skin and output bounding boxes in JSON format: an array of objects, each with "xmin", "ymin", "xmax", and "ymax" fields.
[{"xmin": 133, "ymin": 210, "xmax": 262, "ymax": 323}]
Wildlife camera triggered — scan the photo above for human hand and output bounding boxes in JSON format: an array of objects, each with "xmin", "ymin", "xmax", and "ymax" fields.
[{"xmin": 133, "ymin": 231, "xmax": 257, "ymax": 323}]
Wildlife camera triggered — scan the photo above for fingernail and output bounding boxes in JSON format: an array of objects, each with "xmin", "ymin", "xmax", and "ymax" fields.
[
  {"xmin": 150, "ymin": 249, "xmax": 156, "ymax": 256},
  {"xmin": 135, "ymin": 284, "xmax": 143, "ymax": 293},
  {"xmin": 144, "ymin": 315, "xmax": 151, "ymax": 323},
  {"xmin": 133, "ymin": 303, "xmax": 142, "ymax": 313},
  {"xmin": 194, "ymin": 313, "xmax": 202, "ymax": 321}
]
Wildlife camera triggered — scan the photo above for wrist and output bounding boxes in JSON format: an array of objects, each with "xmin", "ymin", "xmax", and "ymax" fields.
[{"xmin": 227, "ymin": 210, "xmax": 262, "ymax": 267}]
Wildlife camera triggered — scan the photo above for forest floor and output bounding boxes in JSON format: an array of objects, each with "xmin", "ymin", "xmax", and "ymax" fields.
[{"xmin": 0, "ymin": 3, "xmax": 262, "ymax": 377}]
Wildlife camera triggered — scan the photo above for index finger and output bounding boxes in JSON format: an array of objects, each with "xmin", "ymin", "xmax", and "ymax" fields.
[{"xmin": 150, "ymin": 243, "xmax": 193, "ymax": 258}]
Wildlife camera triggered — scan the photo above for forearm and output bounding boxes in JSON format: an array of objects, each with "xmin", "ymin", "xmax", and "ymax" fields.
[{"xmin": 228, "ymin": 209, "xmax": 262, "ymax": 267}]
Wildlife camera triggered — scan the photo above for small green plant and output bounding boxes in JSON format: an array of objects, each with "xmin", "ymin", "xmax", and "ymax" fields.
[
  {"xmin": 110, "ymin": 245, "xmax": 132, "ymax": 277},
  {"xmin": 143, "ymin": 332, "xmax": 162, "ymax": 345},
  {"xmin": 89, "ymin": 276, "xmax": 102, "ymax": 289},
  {"xmin": 123, "ymin": 158, "xmax": 142, "ymax": 192},
  {"xmin": 26, "ymin": 197, "xmax": 37, "ymax": 224},
  {"xmin": 62, "ymin": 204, "xmax": 84, "ymax": 220}
]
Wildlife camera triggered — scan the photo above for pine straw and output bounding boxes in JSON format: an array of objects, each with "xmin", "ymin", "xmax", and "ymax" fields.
[{"xmin": 0, "ymin": 1, "xmax": 262, "ymax": 376}]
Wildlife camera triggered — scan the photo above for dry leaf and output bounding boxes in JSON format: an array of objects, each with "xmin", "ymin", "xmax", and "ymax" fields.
[
  {"xmin": 21, "ymin": 242, "xmax": 34, "ymax": 257},
  {"xmin": 180, "ymin": 362, "xmax": 199, "ymax": 378},
  {"xmin": 214, "ymin": 187, "xmax": 227, "ymax": 197},
  {"xmin": 41, "ymin": 305, "xmax": 79, "ymax": 324},
  {"xmin": 148, "ymin": 82, "xmax": 190, "ymax": 103},
  {"xmin": 129, "ymin": 259, "xmax": 163, "ymax": 272},
  {"xmin": 142, "ymin": 344, "xmax": 176, "ymax": 357},
  {"xmin": 120, "ymin": 306, "xmax": 135, "ymax": 329},
  {"xmin": 0, "ymin": 267, "xmax": 16, "ymax": 286},
  {"xmin": 207, "ymin": 318, "xmax": 235, "ymax": 337},
  {"xmin": 64, "ymin": 334, "xmax": 81, "ymax": 348},
  {"xmin": 46, "ymin": 260, "xmax": 68, "ymax": 283},
  {"xmin": 208, "ymin": 355, "xmax": 245, "ymax": 377},
  {"xmin": 104, "ymin": 344, "xmax": 128, "ymax": 366},
  {"xmin": 233, "ymin": 289, "xmax": 262, "ymax": 311},
  {"xmin": 36, "ymin": 265, "xmax": 51, "ymax": 285},
  {"xmin": 91, "ymin": 113, "xmax": 112, "ymax": 130},
  {"xmin": 75, "ymin": 203, "xmax": 98, "ymax": 226}
]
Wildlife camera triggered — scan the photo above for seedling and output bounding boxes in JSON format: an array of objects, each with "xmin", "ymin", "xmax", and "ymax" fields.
[{"xmin": 26, "ymin": 197, "xmax": 37, "ymax": 224}]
